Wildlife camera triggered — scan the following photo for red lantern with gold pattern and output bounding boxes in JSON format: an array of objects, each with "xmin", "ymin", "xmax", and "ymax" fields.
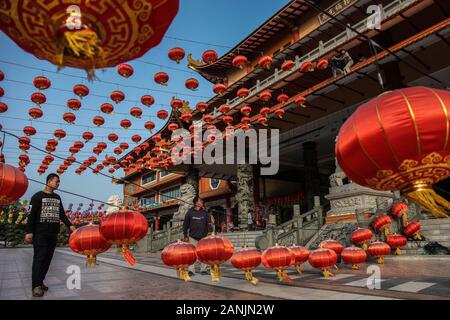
[
  {"xmin": 100, "ymin": 103, "xmax": 114, "ymax": 115},
  {"xmin": 63, "ymin": 112, "xmax": 76, "ymax": 124},
  {"xmin": 202, "ymin": 50, "xmax": 218, "ymax": 64},
  {"xmin": 28, "ymin": 108, "xmax": 43, "ymax": 119},
  {"xmin": 23, "ymin": 126, "xmax": 36, "ymax": 136},
  {"xmin": 141, "ymin": 95, "xmax": 155, "ymax": 107},
  {"xmin": 231, "ymin": 247, "xmax": 261, "ymax": 285},
  {"xmin": 372, "ymin": 214, "xmax": 392, "ymax": 236},
  {"xmin": 168, "ymin": 47, "xmax": 185, "ymax": 63},
  {"xmin": 110, "ymin": 91, "xmax": 125, "ymax": 104},
  {"xmin": 261, "ymin": 244, "xmax": 295, "ymax": 282},
  {"xmin": 130, "ymin": 107, "xmax": 142, "ymax": 119},
  {"xmin": 351, "ymin": 228, "xmax": 373, "ymax": 251},
  {"xmin": 341, "ymin": 247, "xmax": 367, "ymax": 269},
  {"xmin": 336, "ymin": 87, "xmax": 450, "ymax": 218},
  {"xmin": 290, "ymin": 245, "xmax": 310, "ymax": 274},
  {"xmin": 69, "ymin": 224, "xmax": 111, "ymax": 267},
  {"xmin": 196, "ymin": 235, "xmax": 234, "ymax": 282},
  {"xmin": 117, "ymin": 64, "xmax": 133, "ymax": 78},
  {"xmin": 368, "ymin": 241, "xmax": 391, "ymax": 264},
  {"xmin": 73, "ymin": 84, "xmax": 89, "ymax": 98},
  {"xmin": 33, "ymin": 76, "xmax": 50, "ymax": 90},
  {"xmin": 213, "ymin": 83, "xmax": 226, "ymax": 96},
  {"xmin": 0, "ymin": 163, "xmax": 29, "ymax": 205},
  {"xmin": 161, "ymin": 240, "xmax": 197, "ymax": 282},
  {"xmin": 403, "ymin": 221, "xmax": 422, "ymax": 240},
  {"xmin": 232, "ymin": 55, "xmax": 248, "ymax": 69},
  {"xmin": 99, "ymin": 210, "xmax": 148, "ymax": 266},
  {"xmin": 67, "ymin": 98, "xmax": 81, "ymax": 111},
  {"xmin": 308, "ymin": 248, "xmax": 338, "ymax": 278},
  {"xmin": 157, "ymin": 110, "xmax": 169, "ymax": 120},
  {"xmin": 31, "ymin": 92, "xmax": 46, "ymax": 106},
  {"xmin": 154, "ymin": 72, "xmax": 169, "ymax": 86},
  {"xmin": 92, "ymin": 116, "xmax": 105, "ymax": 127},
  {"xmin": 386, "ymin": 234, "xmax": 407, "ymax": 255},
  {"xmin": 185, "ymin": 78, "xmax": 199, "ymax": 91}
]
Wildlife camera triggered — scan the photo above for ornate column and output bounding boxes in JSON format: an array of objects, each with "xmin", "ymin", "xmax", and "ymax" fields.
[
  {"xmin": 303, "ymin": 141, "xmax": 321, "ymax": 211},
  {"xmin": 186, "ymin": 167, "xmax": 199, "ymax": 196},
  {"xmin": 236, "ymin": 164, "xmax": 254, "ymax": 230}
]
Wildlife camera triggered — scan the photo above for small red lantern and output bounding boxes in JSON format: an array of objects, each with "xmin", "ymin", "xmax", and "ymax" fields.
[
  {"xmin": 69, "ymin": 224, "xmax": 111, "ymax": 267},
  {"xmin": 386, "ymin": 234, "xmax": 408, "ymax": 255},
  {"xmin": 157, "ymin": 110, "xmax": 169, "ymax": 120},
  {"xmin": 218, "ymin": 104, "xmax": 230, "ymax": 114},
  {"xmin": 73, "ymin": 84, "xmax": 89, "ymax": 98},
  {"xmin": 196, "ymin": 235, "xmax": 234, "ymax": 282},
  {"xmin": 154, "ymin": 72, "xmax": 169, "ymax": 86},
  {"xmin": 114, "ymin": 146, "xmax": 123, "ymax": 155},
  {"xmin": 144, "ymin": 121, "xmax": 155, "ymax": 132},
  {"xmin": 130, "ymin": 107, "xmax": 142, "ymax": 119},
  {"xmin": 351, "ymin": 228, "xmax": 373, "ymax": 251},
  {"xmin": 92, "ymin": 116, "xmax": 105, "ymax": 127},
  {"xmin": 54, "ymin": 129, "xmax": 66, "ymax": 140},
  {"xmin": 277, "ymin": 93, "xmax": 289, "ymax": 103},
  {"xmin": 171, "ymin": 99, "xmax": 183, "ymax": 109},
  {"xmin": 281, "ymin": 60, "xmax": 295, "ymax": 71},
  {"xmin": 368, "ymin": 241, "xmax": 391, "ymax": 264},
  {"xmin": 131, "ymin": 135, "xmax": 142, "ymax": 144},
  {"xmin": 258, "ymin": 55, "xmax": 272, "ymax": 69},
  {"xmin": 300, "ymin": 61, "xmax": 314, "ymax": 73},
  {"xmin": 117, "ymin": 64, "xmax": 134, "ymax": 78},
  {"xmin": 108, "ymin": 133, "xmax": 119, "ymax": 143},
  {"xmin": 196, "ymin": 102, "xmax": 208, "ymax": 113},
  {"xmin": 295, "ymin": 96, "xmax": 306, "ymax": 107},
  {"xmin": 258, "ymin": 117, "xmax": 268, "ymax": 126},
  {"xmin": 259, "ymin": 107, "xmax": 270, "ymax": 116},
  {"xmin": 110, "ymin": 90, "xmax": 125, "ymax": 104},
  {"xmin": 168, "ymin": 47, "xmax": 185, "ymax": 63},
  {"xmin": 290, "ymin": 245, "xmax": 310, "ymax": 274},
  {"xmin": 69, "ymin": 146, "xmax": 79, "ymax": 155},
  {"xmin": 262, "ymin": 244, "xmax": 295, "ymax": 282},
  {"xmin": 181, "ymin": 113, "xmax": 193, "ymax": 123},
  {"xmin": 202, "ymin": 50, "xmax": 218, "ymax": 64},
  {"xmin": 231, "ymin": 247, "xmax": 261, "ymax": 285},
  {"xmin": 73, "ymin": 140, "xmax": 84, "ymax": 149},
  {"xmin": 161, "ymin": 240, "xmax": 197, "ymax": 282},
  {"xmin": 108, "ymin": 168, "xmax": 115, "ymax": 174},
  {"xmin": 237, "ymin": 88, "xmax": 250, "ymax": 99},
  {"xmin": 100, "ymin": 103, "xmax": 114, "ymax": 115},
  {"xmin": 23, "ymin": 126, "xmax": 36, "ymax": 136},
  {"xmin": 67, "ymin": 98, "xmax": 81, "ymax": 111},
  {"xmin": 28, "ymin": 107, "xmax": 43, "ymax": 119},
  {"xmin": 185, "ymin": 78, "xmax": 199, "ymax": 91},
  {"xmin": 391, "ymin": 201, "xmax": 409, "ymax": 226},
  {"xmin": 33, "ymin": 76, "xmax": 51, "ymax": 90},
  {"xmin": 99, "ymin": 210, "xmax": 148, "ymax": 266},
  {"xmin": 82, "ymin": 132, "xmax": 94, "ymax": 142},
  {"xmin": 403, "ymin": 221, "xmax": 422, "ymax": 240},
  {"xmin": 259, "ymin": 91, "xmax": 272, "ymax": 102},
  {"xmin": 63, "ymin": 112, "xmax": 76, "ymax": 124},
  {"xmin": 241, "ymin": 117, "xmax": 251, "ymax": 124},
  {"xmin": 232, "ymin": 55, "xmax": 248, "ymax": 69},
  {"xmin": 316, "ymin": 59, "xmax": 329, "ymax": 70},
  {"xmin": 120, "ymin": 119, "xmax": 132, "ymax": 129},
  {"xmin": 223, "ymin": 116, "xmax": 233, "ymax": 125},
  {"xmin": 0, "ymin": 163, "xmax": 29, "ymax": 205},
  {"xmin": 308, "ymin": 248, "xmax": 338, "ymax": 278},
  {"xmin": 372, "ymin": 214, "xmax": 392, "ymax": 236},
  {"xmin": 341, "ymin": 247, "xmax": 367, "ymax": 269},
  {"xmin": 213, "ymin": 83, "xmax": 227, "ymax": 96},
  {"xmin": 240, "ymin": 105, "xmax": 252, "ymax": 116},
  {"xmin": 275, "ymin": 109, "xmax": 285, "ymax": 118},
  {"xmin": 168, "ymin": 123, "xmax": 179, "ymax": 131},
  {"xmin": 141, "ymin": 95, "xmax": 155, "ymax": 107},
  {"xmin": 120, "ymin": 142, "xmax": 129, "ymax": 150},
  {"xmin": 19, "ymin": 136, "xmax": 31, "ymax": 145},
  {"xmin": 0, "ymin": 71, "xmax": 4, "ymax": 81},
  {"xmin": 203, "ymin": 114, "xmax": 214, "ymax": 123},
  {"xmin": 31, "ymin": 92, "xmax": 46, "ymax": 106},
  {"xmin": 151, "ymin": 134, "xmax": 162, "ymax": 143}
]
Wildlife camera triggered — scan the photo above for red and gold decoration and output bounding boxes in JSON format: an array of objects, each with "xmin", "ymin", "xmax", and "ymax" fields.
[
  {"xmin": 33, "ymin": 76, "xmax": 51, "ymax": 90},
  {"xmin": 117, "ymin": 64, "xmax": 134, "ymax": 78},
  {"xmin": 69, "ymin": 224, "xmax": 111, "ymax": 267},
  {"xmin": 0, "ymin": 163, "xmax": 29, "ymax": 205},
  {"xmin": 67, "ymin": 98, "xmax": 81, "ymax": 111},
  {"xmin": 185, "ymin": 78, "xmax": 199, "ymax": 91},
  {"xmin": 141, "ymin": 95, "xmax": 155, "ymax": 107},
  {"xmin": 31, "ymin": 92, "xmax": 46, "ymax": 106},
  {"xmin": 154, "ymin": 72, "xmax": 169, "ymax": 86},
  {"xmin": 202, "ymin": 50, "xmax": 218, "ymax": 64},
  {"xmin": 386, "ymin": 234, "xmax": 408, "ymax": 255},
  {"xmin": 110, "ymin": 90, "xmax": 125, "ymax": 104},
  {"xmin": 308, "ymin": 248, "xmax": 337, "ymax": 278},
  {"xmin": 368, "ymin": 241, "xmax": 391, "ymax": 264},
  {"xmin": 231, "ymin": 247, "xmax": 261, "ymax": 285},
  {"xmin": 319, "ymin": 240, "xmax": 343, "ymax": 270},
  {"xmin": 300, "ymin": 61, "xmax": 314, "ymax": 73},
  {"xmin": 63, "ymin": 112, "xmax": 76, "ymax": 124},
  {"xmin": 196, "ymin": 102, "xmax": 208, "ymax": 113},
  {"xmin": 391, "ymin": 201, "xmax": 409, "ymax": 226},
  {"xmin": 403, "ymin": 221, "xmax": 422, "ymax": 240},
  {"xmin": 261, "ymin": 244, "xmax": 295, "ymax": 282},
  {"xmin": 161, "ymin": 240, "xmax": 197, "ymax": 282},
  {"xmin": 168, "ymin": 47, "xmax": 185, "ymax": 64},
  {"xmin": 157, "ymin": 110, "xmax": 169, "ymax": 120},
  {"xmin": 372, "ymin": 214, "xmax": 392, "ymax": 236},
  {"xmin": 73, "ymin": 84, "xmax": 89, "ymax": 98},
  {"xmin": 237, "ymin": 88, "xmax": 250, "ymax": 99},
  {"xmin": 100, "ymin": 103, "xmax": 114, "ymax": 115},
  {"xmin": 195, "ymin": 235, "xmax": 234, "ymax": 282},
  {"xmin": 232, "ymin": 55, "xmax": 248, "ymax": 69},
  {"xmin": 351, "ymin": 228, "xmax": 373, "ymax": 251},
  {"xmin": 258, "ymin": 55, "xmax": 272, "ymax": 69},
  {"xmin": 336, "ymin": 87, "xmax": 450, "ymax": 218},
  {"xmin": 213, "ymin": 83, "xmax": 227, "ymax": 96},
  {"xmin": 316, "ymin": 59, "xmax": 329, "ymax": 70},
  {"xmin": 290, "ymin": 245, "xmax": 310, "ymax": 274},
  {"xmin": 341, "ymin": 247, "xmax": 367, "ymax": 269}
]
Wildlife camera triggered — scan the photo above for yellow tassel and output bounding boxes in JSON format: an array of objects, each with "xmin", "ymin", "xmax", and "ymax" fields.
[
  {"xmin": 86, "ymin": 255, "xmax": 96, "ymax": 267},
  {"xmin": 244, "ymin": 270, "xmax": 259, "ymax": 285},
  {"xmin": 352, "ymin": 264, "xmax": 359, "ymax": 270},
  {"xmin": 362, "ymin": 242, "xmax": 368, "ymax": 251},
  {"xmin": 413, "ymin": 232, "xmax": 422, "ymax": 240},
  {"xmin": 210, "ymin": 265, "xmax": 221, "ymax": 283},
  {"xmin": 377, "ymin": 257, "xmax": 384, "ymax": 265},
  {"xmin": 276, "ymin": 269, "xmax": 292, "ymax": 282},
  {"xmin": 384, "ymin": 227, "xmax": 390, "ymax": 237},
  {"xmin": 322, "ymin": 268, "xmax": 334, "ymax": 278},
  {"xmin": 406, "ymin": 189, "xmax": 450, "ymax": 218},
  {"xmin": 177, "ymin": 267, "xmax": 191, "ymax": 282},
  {"xmin": 63, "ymin": 29, "xmax": 99, "ymax": 58},
  {"xmin": 395, "ymin": 247, "xmax": 401, "ymax": 255},
  {"xmin": 295, "ymin": 263, "xmax": 302, "ymax": 274}
]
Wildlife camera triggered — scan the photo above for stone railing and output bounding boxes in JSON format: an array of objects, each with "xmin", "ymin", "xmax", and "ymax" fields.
[{"xmin": 135, "ymin": 221, "xmax": 184, "ymax": 253}]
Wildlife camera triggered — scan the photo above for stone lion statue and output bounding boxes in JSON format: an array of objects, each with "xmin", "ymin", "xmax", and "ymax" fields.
[
  {"xmin": 171, "ymin": 184, "xmax": 196, "ymax": 224},
  {"xmin": 106, "ymin": 195, "xmax": 123, "ymax": 215}
]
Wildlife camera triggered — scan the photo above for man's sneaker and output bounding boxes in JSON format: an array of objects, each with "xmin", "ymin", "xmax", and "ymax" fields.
[
  {"xmin": 32, "ymin": 286, "xmax": 44, "ymax": 297},
  {"xmin": 42, "ymin": 283, "xmax": 49, "ymax": 291}
]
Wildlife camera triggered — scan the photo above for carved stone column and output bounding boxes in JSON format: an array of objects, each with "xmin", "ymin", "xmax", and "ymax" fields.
[
  {"xmin": 236, "ymin": 164, "xmax": 254, "ymax": 230},
  {"xmin": 303, "ymin": 141, "xmax": 321, "ymax": 211},
  {"xmin": 186, "ymin": 167, "xmax": 199, "ymax": 196}
]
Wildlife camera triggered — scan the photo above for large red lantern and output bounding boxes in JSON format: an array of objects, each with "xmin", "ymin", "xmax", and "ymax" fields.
[
  {"xmin": 31, "ymin": 92, "xmax": 46, "ymax": 106},
  {"xmin": 110, "ymin": 91, "xmax": 125, "ymax": 104},
  {"xmin": 232, "ymin": 55, "xmax": 248, "ymax": 69},
  {"xmin": 141, "ymin": 95, "xmax": 155, "ymax": 107},
  {"xmin": 403, "ymin": 221, "xmax": 422, "ymax": 240},
  {"xmin": 202, "ymin": 50, "xmax": 218, "ymax": 64},
  {"xmin": 231, "ymin": 247, "xmax": 261, "ymax": 285},
  {"xmin": 372, "ymin": 214, "xmax": 392, "ymax": 236},
  {"xmin": 168, "ymin": 47, "xmax": 185, "ymax": 63},
  {"xmin": 320, "ymin": 240, "xmax": 343, "ymax": 256},
  {"xmin": 120, "ymin": 119, "xmax": 132, "ymax": 129},
  {"xmin": 117, "ymin": 64, "xmax": 133, "ymax": 78},
  {"xmin": 67, "ymin": 98, "xmax": 81, "ymax": 111},
  {"xmin": 351, "ymin": 228, "xmax": 373, "ymax": 251},
  {"xmin": 100, "ymin": 103, "xmax": 114, "ymax": 115},
  {"xmin": 341, "ymin": 247, "xmax": 367, "ymax": 269},
  {"xmin": 99, "ymin": 210, "xmax": 148, "ymax": 266},
  {"xmin": 196, "ymin": 235, "xmax": 234, "ymax": 282},
  {"xmin": 33, "ymin": 76, "xmax": 50, "ymax": 90},
  {"xmin": 368, "ymin": 242, "xmax": 391, "ymax": 264},
  {"xmin": 63, "ymin": 112, "xmax": 76, "ymax": 124},
  {"xmin": 0, "ymin": 163, "xmax": 29, "ymax": 205},
  {"xmin": 386, "ymin": 234, "xmax": 408, "ymax": 255},
  {"xmin": 261, "ymin": 244, "xmax": 295, "ymax": 282},
  {"xmin": 154, "ymin": 72, "xmax": 169, "ymax": 86},
  {"xmin": 308, "ymin": 248, "xmax": 338, "ymax": 278},
  {"xmin": 157, "ymin": 110, "xmax": 169, "ymax": 120},
  {"xmin": 336, "ymin": 87, "xmax": 450, "ymax": 218},
  {"xmin": 73, "ymin": 84, "xmax": 89, "ymax": 98},
  {"xmin": 161, "ymin": 240, "xmax": 197, "ymax": 282},
  {"xmin": 69, "ymin": 224, "xmax": 111, "ymax": 267},
  {"xmin": 92, "ymin": 116, "xmax": 105, "ymax": 127},
  {"xmin": 290, "ymin": 245, "xmax": 310, "ymax": 274},
  {"xmin": 28, "ymin": 108, "xmax": 43, "ymax": 119}
]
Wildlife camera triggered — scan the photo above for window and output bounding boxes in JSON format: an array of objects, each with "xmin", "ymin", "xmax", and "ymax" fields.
[
  {"xmin": 160, "ymin": 171, "xmax": 171, "ymax": 178},
  {"xmin": 160, "ymin": 186, "xmax": 181, "ymax": 203},
  {"xmin": 209, "ymin": 178, "xmax": 221, "ymax": 190},
  {"xmin": 140, "ymin": 194, "xmax": 156, "ymax": 207},
  {"xmin": 142, "ymin": 171, "xmax": 156, "ymax": 185}
]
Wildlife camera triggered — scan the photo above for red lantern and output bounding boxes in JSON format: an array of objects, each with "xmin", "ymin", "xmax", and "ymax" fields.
[
  {"xmin": 69, "ymin": 146, "xmax": 79, "ymax": 155},
  {"xmin": 403, "ymin": 221, "xmax": 422, "ymax": 240},
  {"xmin": 240, "ymin": 106, "xmax": 252, "ymax": 116},
  {"xmin": 130, "ymin": 107, "xmax": 142, "ymax": 119},
  {"xmin": 31, "ymin": 92, "xmax": 46, "ymax": 106},
  {"xmin": 277, "ymin": 93, "xmax": 289, "ymax": 103},
  {"xmin": 232, "ymin": 55, "xmax": 248, "ymax": 69},
  {"xmin": 23, "ymin": 126, "xmax": 36, "ymax": 136},
  {"xmin": 231, "ymin": 247, "xmax": 261, "ymax": 285},
  {"xmin": 236, "ymin": 88, "xmax": 250, "ymax": 99},
  {"xmin": 351, "ymin": 228, "xmax": 373, "ymax": 251},
  {"xmin": 168, "ymin": 123, "xmax": 179, "ymax": 131},
  {"xmin": 154, "ymin": 72, "xmax": 169, "ymax": 86},
  {"xmin": 92, "ymin": 116, "xmax": 105, "ymax": 127},
  {"xmin": 275, "ymin": 109, "xmax": 285, "ymax": 118},
  {"xmin": 161, "ymin": 240, "xmax": 197, "ymax": 282},
  {"xmin": 196, "ymin": 102, "xmax": 208, "ymax": 113},
  {"xmin": 33, "ymin": 76, "xmax": 51, "ymax": 90},
  {"xmin": 259, "ymin": 107, "xmax": 271, "ymax": 116},
  {"xmin": 223, "ymin": 116, "xmax": 233, "ymax": 125},
  {"xmin": 372, "ymin": 214, "xmax": 392, "ymax": 236},
  {"xmin": 368, "ymin": 241, "xmax": 391, "ymax": 264},
  {"xmin": 43, "ymin": 155, "xmax": 54, "ymax": 165},
  {"xmin": 196, "ymin": 235, "xmax": 234, "ymax": 282},
  {"xmin": 300, "ymin": 61, "xmax": 314, "ymax": 73},
  {"xmin": 213, "ymin": 83, "xmax": 227, "ymax": 96},
  {"xmin": 82, "ymin": 131, "xmax": 94, "ymax": 142},
  {"xmin": 171, "ymin": 99, "xmax": 183, "ymax": 109},
  {"xmin": 391, "ymin": 202, "xmax": 408, "ymax": 219},
  {"xmin": 108, "ymin": 133, "xmax": 119, "ymax": 143},
  {"xmin": 151, "ymin": 134, "xmax": 162, "ymax": 143},
  {"xmin": 69, "ymin": 224, "xmax": 111, "ymax": 267},
  {"xmin": 386, "ymin": 234, "xmax": 407, "ymax": 255},
  {"xmin": 181, "ymin": 113, "xmax": 193, "ymax": 123},
  {"xmin": 100, "ymin": 103, "xmax": 114, "ymax": 115},
  {"xmin": 28, "ymin": 107, "xmax": 43, "ymax": 119},
  {"xmin": 54, "ymin": 129, "xmax": 66, "ymax": 140},
  {"xmin": 99, "ymin": 210, "xmax": 148, "ymax": 265},
  {"xmin": 168, "ymin": 47, "xmax": 185, "ymax": 63},
  {"xmin": 88, "ymin": 156, "xmax": 97, "ymax": 164},
  {"xmin": 290, "ymin": 245, "xmax": 310, "ymax": 274},
  {"xmin": 218, "ymin": 104, "xmax": 230, "ymax": 114},
  {"xmin": 18, "ymin": 154, "xmax": 30, "ymax": 167},
  {"xmin": 316, "ymin": 59, "xmax": 329, "ymax": 70},
  {"xmin": 203, "ymin": 114, "xmax": 214, "ymax": 123},
  {"xmin": 120, "ymin": 142, "xmax": 129, "ymax": 150},
  {"xmin": 63, "ymin": 112, "xmax": 76, "ymax": 124},
  {"xmin": 97, "ymin": 142, "xmax": 107, "ymax": 150},
  {"xmin": 141, "ymin": 122, "xmax": 155, "ymax": 133},
  {"xmin": 258, "ymin": 55, "xmax": 272, "ymax": 69},
  {"xmin": 341, "ymin": 247, "xmax": 367, "ymax": 269},
  {"xmin": 117, "ymin": 64, "xmax": 134, "ymax": 78},
  {"xmin": 131, "ymin": 135, "xmax": 142, "ymax": 144},
  {"xmin": 185, "ymin": 78, "xmax": 199, "ymax": 91},
  {"xmin": 47, "ymin": 138, "xmax": 58, "ymax": 146},
  {"xmin": 73, "ymin": 84, "xmax": 89, "ymax": 98},
  {"xmin": 0, "ymin": 163, "xmax": 29, "ymax": 205},
  {"xmin": 120, "ymin": 119, "xmax": 132, "ymax": 129},
  {"xmin": 67, "ymin": 98, "xmax": 81, "ymax": 111},
  {"xmin": 259, "ymin": 91, "xmax": 272, "ymax": 102},
  {"xmin": 320, "ymin": 240, "xmax": 344, "ymax": 256},
  {"xmin": 110, "ymin": 90, "xmax": 125, "ymax": 104},
  {"xmin": 281, "ymin": 60, "xmax": 295, "ymax": 71},
  {"xmin": 295, "ymin": 96, "xmax": 306, "ymax": 107},
  {"xmin": 261, "ymin": 244, "xmax": 295, "ymax": 282},
  {"xmin": 241, "ymin": 124, "xmax": 250, "ymax": 131},
  {"xmin": 308, "ymin": 248, "xmax": 338, "ymax": 278},
  {"xmin": 202, "ymin": 50, "xmax": 218, "ymax": 64},
  {"xmin": 0, "ymin": 71, "xmax": 4, "ymax": 81},
  {"xmin": 141, "ymin": 95, "xmax": 155, "ymax": 107}
]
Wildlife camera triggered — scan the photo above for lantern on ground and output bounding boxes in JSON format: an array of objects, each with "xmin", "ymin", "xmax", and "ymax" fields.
[
  {"xmin": 391, "ymin": 201, "xmax": 409, "ymax": 226},
  {"xmin": 196, "ymin": 235, "xmax": 234, "ymax": 282},
  {"xmin": 372, "ymin": 214, "xmax": 392, "ymax": 236},
  {"xmin": 368, "ymin": 242, "xmax": 391, "ymax": 264},
  {"xmin": 161, "ymin": 240, "xmax": 197, "ymax": 281},
  {"xmin": 403, "ymin": 221, "xmax": 422, "ymax": 240},
  {"xmin": 231, "ymin": 247, "xmax": 261, "ymax": 285},
  {"xmin": 261, "ymin": 244, "xmax": 295, "ymax": 282},
  {"xmin": 351, "ymin": 228, "xmax": 373, "ymax": 251},
  {"xmin": 341, "ymin": 247, "xmax": 367, "ymax": 269},
  {"xmin": 69, "ymin": 224, "xmax": 111, "ymax": 267},
  {"xmin": 308, "ymin": 248, "xmax": 337, "ymax": 278},
  {"xmin": 386, "ymin": 234, "xmax": 408, "ymax": 255},
  {"xmin": 290, "ymin": 245, "xmax": 310, "ymax": 274}
]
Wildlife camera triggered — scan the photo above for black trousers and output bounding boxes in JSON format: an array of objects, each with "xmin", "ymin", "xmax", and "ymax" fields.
[{"xmin": 32, "ymin": 233, "xmax": 57, "ymax": 289}]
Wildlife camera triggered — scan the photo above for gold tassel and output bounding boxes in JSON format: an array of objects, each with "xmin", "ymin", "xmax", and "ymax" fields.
[
  {"xmin": 333, "ymin": 264, "xmax": 339, "ymax": 270},
  {"xmin": 413, "ymin": 232, "xmax": 422, "ymax": 240},
  {"xmin": 322, "ymin": 268, "xmax": 334, "ymax": 278},
  {"xmin": 86, "ymin": 254, "xmax": 96, "ymax": 267},
  {"xmin": 406, "ymin": 189, "xmax": 450, "ymax": 218},
  {"xmin": 351, "ymin": 264, "xmax": 359, "ymax": 270},
  {"xmin": 210, "ymin": 265, "xmax": 221, "ymax": 283},
  {"xmin": 384, "ymin": 227, "xmax": 390, "ymax": 237},
  {"xmin": 377, "ymin": 257, "xmax": 384, "ymax": 265},
  {"xmin": 244, "ymin": 270, "xmax": 259, "ymax": 285},
  {"xmin": 63, "ymin": 29, "xmax": 99, "ymax": 58},
  {"xmin": 276, "ymin": 269, "xmax": 292, "ymax": 282},
  {"xmin": 362, "ymin": 242, "xmax": 368, "ymax": 251},
  {"xmin": 395, "ymin": 247, "xmax": 401, "ymax": 255},
  {"xmin": 295, "ymin": 263, "xmax": 302, "ymax": 274},
  {"xmin": 177, "ymin": 267, "xmax": 191, "ymax": 282}
]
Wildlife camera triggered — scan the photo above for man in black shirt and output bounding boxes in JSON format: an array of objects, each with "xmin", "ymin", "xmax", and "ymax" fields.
[
  {"xmin": 183, "ymin": 196, "xmax": 213, "ymax": 276},
  {"xmin": 25, "ymin": 173, "xmax": 75, "ymax": 297}
]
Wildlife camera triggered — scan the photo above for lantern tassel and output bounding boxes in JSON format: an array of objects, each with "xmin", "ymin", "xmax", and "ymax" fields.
[
  {"xmin": 86, "ymin": 254, "xmax": 96, "ymax": 267},
  {"xmin": 406, "ymin": 189, "xmax": 450, "ymax": 218},
  {"xmin": 177, "ymin": 267, "xmax": 191, "ymax": 282},
  {"xmin": 384, "ymin": 227, "xmax": 390, "ymax": 237},
  {"xmin": 295, "ymin": 263, "xmax": 302, "ymax": 274},
  {"xmin": 362, "ymin": 242, "xmax": 368, "ymax": 251},
  {"xmin": 413, "ymin": 232, "xmax": 422, "ymax": 240},
  {"xmin": 121, "ymin": 245, "xmax": 136, "ymax": 266},
  {"xmin": 333, "ymin": 264, "xmax": 339, "ymax": 270},
  {"xmin": 276, "ymin": 269, "xmax": 292, "ymax": 282},
  {"xmin": 377, "ymin": 257, "xmax": 384, "ymax": 265},
  {"xmin": 244, "ymin": 270, "xmax": 259, "ymax": 285},
  {"xmin": 351, "ymin": 264, "xmax": 359, "ymax": 270},
  {"xmin": 395, "ymin": 247, "xmax": 401, "ymax": 255},
  {"xmin": 322, "ymin": 268, "xmax": 334, "ymax": 278},
  {"xmin": 210, "ymin": 264, "xmax": 222, "ymax": 283}
]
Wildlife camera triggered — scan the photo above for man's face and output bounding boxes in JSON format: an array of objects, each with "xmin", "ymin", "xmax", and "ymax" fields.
[
  {"xmin": 48, "ymin": 177, "xmax": 60, "ymax": 190},
  {"xmin": 195, "ymin": 198, "xmax": 204, "ymax": 209}
]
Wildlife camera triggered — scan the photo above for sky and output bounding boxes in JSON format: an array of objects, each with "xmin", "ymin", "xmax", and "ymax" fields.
[{"xmin": 0, "ymin": 0, "xmax": 290, "ymax": 208}]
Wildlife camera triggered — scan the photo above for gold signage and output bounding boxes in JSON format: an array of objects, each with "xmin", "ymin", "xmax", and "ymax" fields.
[{"xmin": 318, "ymin": 0, "xmax": 358, "ymax": 25}]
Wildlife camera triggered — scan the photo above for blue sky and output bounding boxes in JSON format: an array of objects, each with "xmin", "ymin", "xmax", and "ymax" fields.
[{"xmin": 0, "ymin": 0, "xmax": 290, "ymax": 208}]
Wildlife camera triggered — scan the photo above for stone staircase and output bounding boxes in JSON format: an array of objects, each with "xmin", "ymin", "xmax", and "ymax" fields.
[
  {"xmin": 402, "ymin": 218, "xmax": 450, "ymax": 255},
  {"xmin": 220, "ymin": 231, "xmax": 264, "ymax": 249}
]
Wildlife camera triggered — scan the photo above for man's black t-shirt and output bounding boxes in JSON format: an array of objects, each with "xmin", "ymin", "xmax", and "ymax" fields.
[
  {"xmin": 25, "ymin": 191, "xmax": 72, "ymax": 235},
  {"xmin": 183, "ymin": 208, "xmax": 213, "ymax": 241}
]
